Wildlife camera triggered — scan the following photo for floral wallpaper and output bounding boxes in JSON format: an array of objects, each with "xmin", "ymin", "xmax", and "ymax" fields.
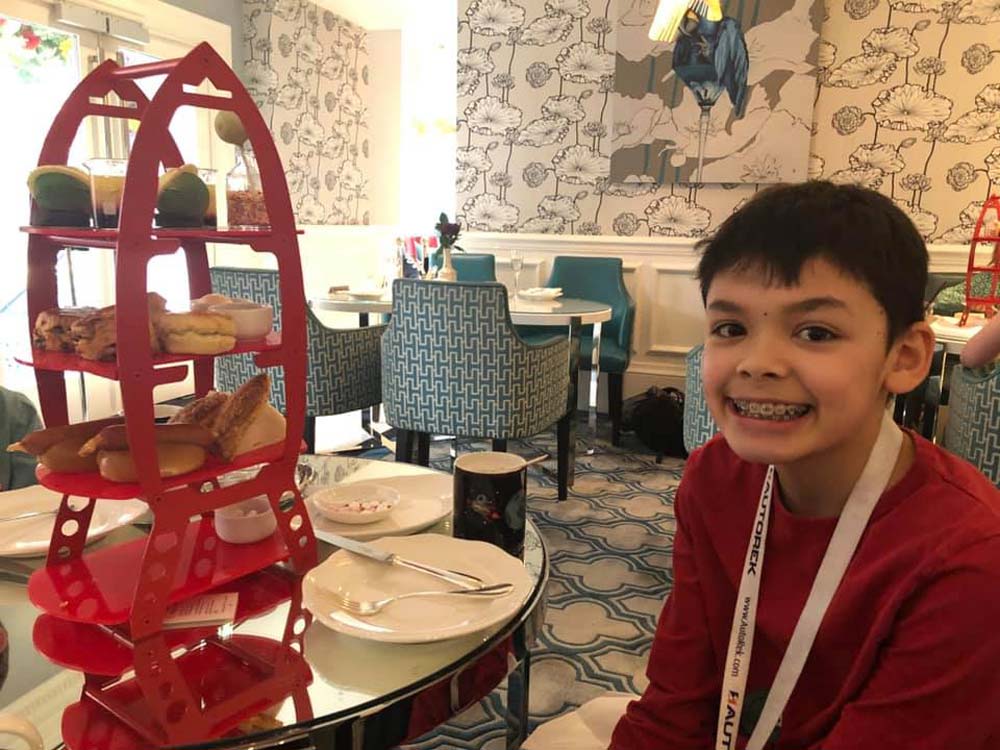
[
  {"xmin": 242, "ymin": 0, "xmax": 370, "ymax": 225},
  {"xmin": 456, "ymin": 0, "xmax": 1000, "ymax": 241}
]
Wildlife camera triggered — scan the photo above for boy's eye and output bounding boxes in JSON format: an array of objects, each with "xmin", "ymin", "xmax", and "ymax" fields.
[
  {"xmin": 711, "ymin": 322, "xmax": 745, "ymax": 338},
  {"xmin": 795, "ymin": 326, "xmax": 837, "ymax": 342}
]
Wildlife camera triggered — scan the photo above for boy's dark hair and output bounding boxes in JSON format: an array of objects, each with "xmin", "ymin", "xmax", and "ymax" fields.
[{"xmin": 696, "ymin": 181, "xmax": 928, "ymax": 342}]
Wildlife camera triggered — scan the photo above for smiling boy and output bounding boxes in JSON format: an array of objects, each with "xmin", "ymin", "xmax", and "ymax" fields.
[{"xmin": 605, "ymin": 182, "xmax": 1000, "ymax": 749}]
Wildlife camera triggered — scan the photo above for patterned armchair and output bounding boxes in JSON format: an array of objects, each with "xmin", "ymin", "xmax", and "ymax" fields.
[
  {"xmin": 210, "ymin": 267, "xmax": 384, "ymax": 451},
  {"xmin": 683, "ymin": 344, "xmax": 719, "ymax": 454},
  {"xmin": 381, "ymin": 279, "xmax": 573, "ymax": 497},
  {"xmin": 944, "ymin": 364, "xmax": 1000, "ymax": 485}
]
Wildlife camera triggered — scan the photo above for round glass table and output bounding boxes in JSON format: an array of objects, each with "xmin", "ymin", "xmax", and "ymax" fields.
[{"xmin": 0, "ymin": 456, "xmax": 548, "ymax": 750}]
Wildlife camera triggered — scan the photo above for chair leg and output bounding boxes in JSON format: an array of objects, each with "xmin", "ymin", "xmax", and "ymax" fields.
[
  {"xmin": 395, "ymin": 429, "xmax": 414, "ymax": 463},
  {"xmin": 608, "ymin": 372, "xmax": 623, "ymax": 447},
  {"xmin": 492, "ymin": 438, "xmax": 508, "ymax": 452},
  {"xmin": 416, "ymin": 432, "xmax": 431, "ymax": 466},
  {"xmin": 303, "ymin": 415, "xmax": 317, "ymax": 454},
  {"xmin": 556, "ymin": 413, "xmax": 570, "ymax": 501}
]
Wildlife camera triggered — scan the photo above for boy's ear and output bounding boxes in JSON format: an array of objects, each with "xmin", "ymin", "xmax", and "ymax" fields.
[{"xmin": 884, "ymin": 320, "xmax": 936, "ymax": 395}]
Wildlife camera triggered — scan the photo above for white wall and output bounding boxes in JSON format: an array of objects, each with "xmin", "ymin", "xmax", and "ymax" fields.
[{"xmin": 366, "ymin": 29, "xmax": 401, "ymax": 225}]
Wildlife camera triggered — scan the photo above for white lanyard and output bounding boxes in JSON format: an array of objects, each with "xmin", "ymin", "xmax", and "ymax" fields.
[{"xmin": 715, "ymin": 413, "xmax": 903, "ymax": 750}]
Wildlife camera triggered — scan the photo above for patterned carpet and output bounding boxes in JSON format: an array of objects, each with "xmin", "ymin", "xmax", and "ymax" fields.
[{"xmin": 388, "ymin": 423, "xmax": 686, "ymax": 749}]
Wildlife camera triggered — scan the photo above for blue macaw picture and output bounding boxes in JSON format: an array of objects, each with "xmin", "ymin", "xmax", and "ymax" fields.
[
  {"xmin": 671, "ymin": 0, "xmax": 750, "ymax": 181},
  {"xmin": 611, "ymin": 0, "xmax": 821, "ymax": 185}
]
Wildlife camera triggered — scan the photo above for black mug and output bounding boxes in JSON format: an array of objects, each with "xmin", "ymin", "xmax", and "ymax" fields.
[{"xmin": 453, "ymin": 452, "xmax": 527, "ymax": 559}]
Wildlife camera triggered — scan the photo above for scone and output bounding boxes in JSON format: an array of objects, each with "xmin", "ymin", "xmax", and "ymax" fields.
[
  {"xmin": 158, "ymin": 312, "xmax": 236, "ymax": 355},
  {"xmin": 70, "ymin": 292, "xmax": 167, "ymax": 361},
  {"xmin": 33, "ymin": 307, "xmax": 96, "ymax": 352}
]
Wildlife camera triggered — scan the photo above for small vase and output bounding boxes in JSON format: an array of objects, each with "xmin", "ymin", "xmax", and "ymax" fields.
[{"xmin": 437, "ymin": 246, "xmax": 457, "ymax": 282}]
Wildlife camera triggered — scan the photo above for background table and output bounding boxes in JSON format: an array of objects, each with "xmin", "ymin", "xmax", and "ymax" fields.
[{"xmin": 0, "ymin": 455, "xmax": 548, "ymax": 750}]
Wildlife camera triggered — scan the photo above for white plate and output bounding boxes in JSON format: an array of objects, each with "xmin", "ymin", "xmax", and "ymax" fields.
[
  {"xmin": 345, "ymin": 290, "xmax": 385, "ymax": 300},
  {"xmin": 305, "ymin": 475, "xmax": 451, "ymax": 541},
  {"xmin": 0, "ymin": 485, "xmax": 147, "ymax": 558},
  {"xmin": 517, "ymin": 287, "xmax": 563, "ymax": 300},
  {"xmin": 303, "ymin": 534, "xmax": 534, "ymax": 643}
]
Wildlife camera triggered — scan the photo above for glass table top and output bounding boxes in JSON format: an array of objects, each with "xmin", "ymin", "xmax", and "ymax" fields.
[{"xmin": 0, "ymin": 455, "xmax": 548, "ymax": 750}]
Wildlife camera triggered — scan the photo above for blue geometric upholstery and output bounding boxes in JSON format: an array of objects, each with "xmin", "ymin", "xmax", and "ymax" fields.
[
  {"xmin": 683, "ymin": 344, "xmax": 719, "ymax": 453},
  {"xmin": 944, "ymin": 364, "xmax": 1000, "ymax": 486},
  {"xmin": 210, "ymin": 267, "xmax": 383, "ymax": 417},
  {"xmin": 430, "ymin": 252, "xmax": 497, "ymax": 282},
  {"xmin": 381, "ymin": 279, "xmax": 569, "ymax": 438}
]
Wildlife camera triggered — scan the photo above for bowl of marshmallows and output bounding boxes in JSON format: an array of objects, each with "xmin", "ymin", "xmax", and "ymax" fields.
[{"xmin": 310, "ymin": 484, "xmax": 399, "ymax": 525}]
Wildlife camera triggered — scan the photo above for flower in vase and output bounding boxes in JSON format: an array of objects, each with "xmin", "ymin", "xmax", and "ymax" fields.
[{"xmin": 435, "ymin": 212, "xmax": 465, "ymax": 251}]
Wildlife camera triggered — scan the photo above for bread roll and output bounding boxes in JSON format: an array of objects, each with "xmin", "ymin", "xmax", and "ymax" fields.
[
  {"xmin": 8, "ymin": 417, "xmax": 122, "ymax": 459},
  {"xmin": 79, "ymin": 422, "xmax": 216, "ymax": 457},
  {"xmin": 97, "ymin": 443, "xmax": 207, "ymax": 482},
  {"xmin": 39, "ymin": 439, "xmax": 100, "ymax": 473}
]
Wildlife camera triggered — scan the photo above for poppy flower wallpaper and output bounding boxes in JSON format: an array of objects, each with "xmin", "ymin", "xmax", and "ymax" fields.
[{"xmin": 455, "ymin": 0, "xmax": 1000, "ymax": 240}]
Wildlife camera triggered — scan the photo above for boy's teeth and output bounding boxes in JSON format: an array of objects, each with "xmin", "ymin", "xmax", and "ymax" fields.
[{"xmin": 733, "ymin": 399, "xmax": 809, "ymax": 420}]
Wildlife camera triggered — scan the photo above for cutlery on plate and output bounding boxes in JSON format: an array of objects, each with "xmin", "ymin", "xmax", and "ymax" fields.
[
  {"xmin": 0, "ymin": 509, "xmax": 56, "ymax": 524},
  {"xmin": 295, "ymin": 463, "xmax": 317, "ymax": 495},
  {"xmin": 0, "ymin": 568, "xmax": 31, "ymax": 585},
  {"xmin": 325, "ymin": 533, "xmax": 486, "ymax": 590},
  {"xmin": 331, "ymin": 582, "xmax": 514, "ymax": 616}
]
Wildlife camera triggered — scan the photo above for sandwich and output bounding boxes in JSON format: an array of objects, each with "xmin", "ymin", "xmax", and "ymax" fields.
[{"xmin": 157, "ymin": 312, "xmax": 236, "ymax": 355}]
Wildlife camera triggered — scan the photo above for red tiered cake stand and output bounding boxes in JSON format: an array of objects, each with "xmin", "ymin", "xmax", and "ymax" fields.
[
  {"xmin": 19, "ymin": 42, "xmax": 317, "ymax": 747},
  {"xmin": 960, "ymin": 194, "xmax": 1000, "ymax": 324}
]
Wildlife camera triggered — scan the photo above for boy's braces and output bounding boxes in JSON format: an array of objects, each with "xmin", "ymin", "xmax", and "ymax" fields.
[{"xmin": 731, "ymin": 399, "xmax": 810, "ymax": 419}]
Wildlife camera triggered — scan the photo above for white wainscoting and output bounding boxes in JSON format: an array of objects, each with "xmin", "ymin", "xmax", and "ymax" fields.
[{"xmin": 462, "ymin": 232, "xmax": 972, "ymax": 403}]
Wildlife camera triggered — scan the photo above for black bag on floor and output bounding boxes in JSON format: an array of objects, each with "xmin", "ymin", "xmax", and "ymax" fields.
[{"xmin": 621, "ymin": 386, "xmax": 688, "ymax": 461}]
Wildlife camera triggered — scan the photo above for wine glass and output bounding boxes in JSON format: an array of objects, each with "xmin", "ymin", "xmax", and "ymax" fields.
[{"xmin": 510, "ymin": 249, "xmax": 524, "ymax": 297}]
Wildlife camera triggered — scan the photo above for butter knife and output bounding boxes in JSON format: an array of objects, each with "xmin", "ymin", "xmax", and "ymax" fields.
[{"xmin": 325, "ymin": 533, "xmax": 485, "ymax": 590}]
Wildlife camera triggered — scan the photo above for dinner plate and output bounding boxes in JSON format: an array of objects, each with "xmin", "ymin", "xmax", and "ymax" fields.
[
  {"xmin": 305, "ymin": 475, "xmax": 451, "ymax": 542},
  {"xmin": 0, "ymin": 485, "xmax": 146, "ymax": 558},
  {"xmin": 517, "ymin": 287, "xmax": 563, "ymax": 300},
  {"xmin": 303, "ymin": 534, "xmax": 534, "ymax": 643},
  {"xmin": 345, "ymin": 289, "xmax": 385, "ymax": 300}
]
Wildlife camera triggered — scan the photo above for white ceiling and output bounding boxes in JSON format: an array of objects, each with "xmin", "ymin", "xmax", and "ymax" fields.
[{"xmin": 314, "ymin": 0, "xmax": 456, "ymax": 30}]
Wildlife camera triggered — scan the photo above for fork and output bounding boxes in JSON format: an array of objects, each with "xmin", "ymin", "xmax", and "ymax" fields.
[{"xmin": 331, "ymin": 582, "xmax": 514, "ymax": 616}]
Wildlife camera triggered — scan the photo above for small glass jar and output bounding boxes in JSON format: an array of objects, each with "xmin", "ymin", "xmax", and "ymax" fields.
[
  {"xmin": 84, "ymin": 158, "xmax": 128, "ymax": 228},
  {"xmin": 226, "ymin": 148, "xmax": 268, "ymax": 227},
  {"xmin": 198, "ymin": 168, "xmax": 218, "ymax": 227}
]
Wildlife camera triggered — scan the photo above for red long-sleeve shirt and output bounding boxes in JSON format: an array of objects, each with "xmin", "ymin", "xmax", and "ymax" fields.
[{"xmin": 610, "ymin": 432, "xmax": 1000, "ymax": 750}]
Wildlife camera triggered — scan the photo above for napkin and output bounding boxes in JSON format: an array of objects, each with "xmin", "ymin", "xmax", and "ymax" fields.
[{"xmin": 522, "ymin": 287, "xmax": 562, "ymax": 295}]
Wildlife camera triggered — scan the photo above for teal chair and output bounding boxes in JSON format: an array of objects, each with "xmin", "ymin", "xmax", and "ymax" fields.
[
  {"xmin": 431, "ymin": 252, "xmax": 497, "ymax": 282},
  {"xmin": 381, "ymin": 279, "xmax": 573, "ymax": 498},
  {"xmin": 520, "ymin": 256, "xmax": 635, "ymax": 445},
  {"xmin": 210, "ymin": 267, "xmax": 385, "ymax": 452},
  {"xmin": 683, "ymin": 344, "xmax": 719, "ymax": 453},
  {"xmin": 944, "ymin": 364, "xmax": 1000, "ymax": 486}
]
